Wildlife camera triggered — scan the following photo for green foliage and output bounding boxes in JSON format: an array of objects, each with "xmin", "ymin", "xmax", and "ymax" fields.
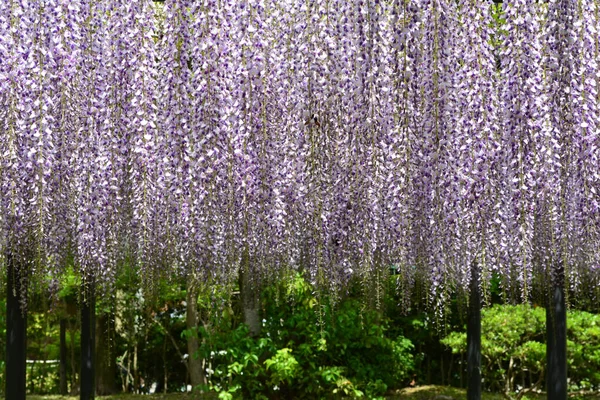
[
  {"xmin": 442, "ymin": 304, "xmax": 542, "ymax": 394},
  {"xmin": 329, "ymin": 298, "xmax": 414, "ymax": 391},
  {"xmin": 121, "ymin": 274, "xmax": 189, "ymax": 393},
  {"xmin": 23, "ymin": 298, "xmax": 63, "ymax": 395},
  {"xmin": 566, "ymin": 310, "xmax": 600, "ymax": 390},
  {"xmin": 441, "ymin": 304, "xmax": 600, "ymax": 396},
  {"xmin": 201, "ymin": 273, "xmax": 414, "ymax": 399},
  {"xmin": 57, "ymin": 265, "xmax": 79, "ymax": 303},
  {"xmin": 442, "ymin": 304, "xmax": 546, "ymax": 394},
  {"xmin": 264, "ymin": 348, "xmax": 300, "ymax": 386},
  {"xmin": 8, "ymin": 264, "xmax": 600, "ymax": 398},
  {"xmin": 199, "ymin": 323, "xmax": 269, "ymax": 398},
  {"xmin": 27, "ymin": 362, "xmax": 60, "ymax": 395}
]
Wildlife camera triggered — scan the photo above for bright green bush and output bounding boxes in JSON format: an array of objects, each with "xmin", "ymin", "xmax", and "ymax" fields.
[
  {"xmin": 200, "ymin": 273, "xmax": 414, "ymax": 399},
  {"xmin": 566, "ymin": 310, "xmax": 600, "ymax": 390},
  {"xmin": 441, "ymin": 304, "xmax": 545, "ymax": 394},
  {"xmin": 441, "ymin": 304, "xmax": 600, "ymax": 396}
]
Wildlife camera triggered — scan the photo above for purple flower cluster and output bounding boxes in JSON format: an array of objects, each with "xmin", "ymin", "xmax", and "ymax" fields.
[
  {"xmin": 1, "ymin": 0, "xmax": 598, "ymax": 309},
  {"xmin": 499, "ymin": 0, "xmax": 600, "ymax": 301}
]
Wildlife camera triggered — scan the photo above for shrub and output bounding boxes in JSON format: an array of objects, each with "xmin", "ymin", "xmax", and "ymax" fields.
[
  {"xmin": 201, "ymin": 273, "xmax": 414, "ymax": 399},
  {"xmin": 567, "ymin": 310, "xmax": 600, "ymax": 390},
  {"xmin": 441, "ymin": 304, "xmax": 600, "ymax": 396}
]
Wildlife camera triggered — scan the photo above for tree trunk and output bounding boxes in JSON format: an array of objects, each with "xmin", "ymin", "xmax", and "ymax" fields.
[
  {"xmin": 6, "ymin": 255, "xmax": 27, "ymax": 400},
  {"xmin": 186, "ymin": 278, "xmax": 206, "ymax": 391},
  {"xmin": 69, "ymin": 318, "xmax": 78, "ymax": 394},
  {"xmin": 546, "ymin": 270, "xmax": 567, "ymax": 400},
  {"xmin": 95, "ymin": 312, "xmax": 117, "ymax": 395},
  {"xmin": 467, "ymin": 263, "xmax": 481, "ymax": 400},
  {"xmin": 239, "ymin": 265, "xmax": 261, "ymax": 337},
  {"xmin": 163, "ymin": 333, "xmax": 168, "ymax": 393},
  {"xmin": 60, "ymin": 317, "xmax": 68, "ymax": 395},
  {"xmin": 80, "ymin": 281, "xmax": 96, "ymax": 400},
  {"xmin": 133, "ymin": 343, "xmax": 139, "ymax": 393}
]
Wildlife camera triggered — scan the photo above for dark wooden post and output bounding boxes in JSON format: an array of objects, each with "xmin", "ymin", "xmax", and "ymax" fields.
[
  {"xmin": 80, "ymin": 279, "xmax": 96, "ymax": 400},
  {"xmin": 60, "ymin": 317, "xmax": 68, "ymax": 395},
  {"xmin": 467, "ymin": 263, "xmax": 481, "ymax": 400},
  {"xmin": 6, "ymin": 255, "xmax": 27, "ymax": 400},
  {"xmin": 546, "ymin": 268, "xmax": 567, "ymax": 400}
]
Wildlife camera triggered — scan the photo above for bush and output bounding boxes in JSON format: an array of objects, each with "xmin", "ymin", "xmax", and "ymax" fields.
[
  {"xmin": 201, "ymin": 273, "xmax": 414, "ymax": 399},
  {"xmin": 441, "ymin": 304, "xmax": 545, "ymax": 395},
  {"xmin": 567, "ymin": 310, "xmax": 600, "ymax": 390},
  {"xmin": 441, "ymin": 304, "xmax": 600, "ymax": 396}
]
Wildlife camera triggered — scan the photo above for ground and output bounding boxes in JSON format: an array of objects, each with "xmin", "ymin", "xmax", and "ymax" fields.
[
  {"xmin": 23, "ymin": 385, "xmax": 552, "ymax": 399},
  {"xmin": 389, "ymin": 385, "xmax": 540, "ymax": 399},
  {"xmin": 22, "ymin": 385, "xmax": 600, "ymax": 399}
]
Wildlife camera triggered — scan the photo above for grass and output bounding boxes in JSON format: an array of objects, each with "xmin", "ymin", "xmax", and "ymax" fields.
[
  {"xmin": 22, "ymin": 386, "xmax": 600, "ymax": 400},
  {"xmin": 388, "ymin": 385, "xmax": 523, "ymax": 399},
  {"xmin": 27, "ymin": 394, "xmax": 217, "ymax": 400},
  {"xmin": 389, "ymin": 385, "xmax": 600, "ymax": 399},
  {"xmin": 389, "ymin": 385, "xmax": 501, "ymax": 399}
]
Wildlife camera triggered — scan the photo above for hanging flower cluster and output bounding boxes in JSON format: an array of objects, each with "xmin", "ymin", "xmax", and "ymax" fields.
[
  {"xmin": 1, "ymin": 0, "xmax": 599, "ymax": 309},
  {"xmin": 500, "ymin": 0, "xmax": 600, "ymax": 301}
]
